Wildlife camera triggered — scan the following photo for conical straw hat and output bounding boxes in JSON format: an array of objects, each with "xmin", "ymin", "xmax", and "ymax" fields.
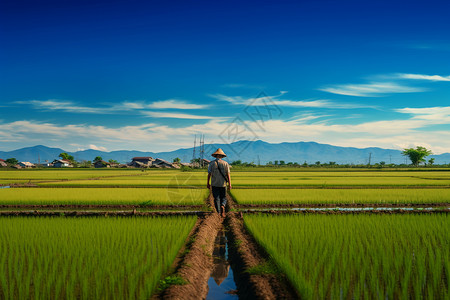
[{"xmin": 212, "ymin": 148, "xmax": 227, "ymax": 157}]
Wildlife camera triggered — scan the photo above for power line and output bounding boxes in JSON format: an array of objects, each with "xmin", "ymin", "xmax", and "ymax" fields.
[{"xmin": 192, "ymin": 134, "xmax": 196, "ymax": 164}]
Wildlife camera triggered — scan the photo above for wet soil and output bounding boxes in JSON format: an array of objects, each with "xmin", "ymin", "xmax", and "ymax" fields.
[
  {"xmin": 158, "ymin": 213, "xmax": 223, "ymax": 299},
  {"xmin": 0, "ymin": 204, "xmax": 205, "ymax": 209},
  {"xmin": 236, "ymin": 202, "xmax": 449, "ymax": 208},
  {"xmin": 239, "ymin": 209, "xmax": 449, "ymax": 215},
  {"xmin": 0, "ymin": 210, "xmax": 208, "ymax": 217}
]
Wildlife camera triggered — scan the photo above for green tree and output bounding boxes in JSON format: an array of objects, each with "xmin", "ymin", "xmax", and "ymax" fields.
[
  {"xmin": 6, "ymin": 158, "xmax": 18, "ymax": 165},
  {"xmin": 59, "ymin": 152, "xmax": 74, "ymax": 162},
  {"xmin": 231, "ymin": 160, "xmax": 242, "ymax": 166},
  {"xmin": 79, "ymin": 160, "xmax": 92, "ymax": 168},
  {"xmin": 402, "ymin": 146, "xmax": 432, "ymax": 166},
  {"xmin": 94, "ymin": 156, "xmax": 103, "ymax": 162},
  {"xmin": 172, "ymin": 157, "xmax": 181, "ymax": 163},
  {"xmin": 108, "ymin": 159, "xmax": 119, "ymax": 164},
  {"xmin": 428, "ymin": 157, "xmax": 435, "ymax": 166}
]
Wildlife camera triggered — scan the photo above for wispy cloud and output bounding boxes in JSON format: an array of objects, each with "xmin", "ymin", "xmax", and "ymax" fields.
[
  {"xmin": 2, "ymin": 109, "xmax": 450, "ymax": 154},
  {"xmin": 18, "ymin": 100, "xmax": 108, "ymax": 114},
  {"xmin": 89, "ymin": 144, "xmax": 108, "ymax": 151},
  {"xmin": 142, "ymin": 111, "xmax": 218, "ymax": 119},
  {"xmin": 146, "ymin": 99, "xmax": 208, "ymax": 109},
  {"xmin": 221, "ymin": 83, "xmax": 264, "ymax": 89},
  {"xmin": 395, "ymin": 106, "xmax": 450, "ymax": 122},
  {"xmin": 397, "ymin": 73, "xmax": 450, "ymax": 82},
  {"xmin": 319, "ymin": 82, "xmax": 426, "ymax": 97},
  {"xmin": 18, "ymin": 99, "xmax": 209, "ymax": 114},
  {"xmin": 210, "ymin": 93, "xmax": 372, "ymax": 109}
]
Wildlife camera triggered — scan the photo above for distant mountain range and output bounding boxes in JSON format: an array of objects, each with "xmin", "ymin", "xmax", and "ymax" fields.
[{"xmin": 1, "ymin": 141, "xmax": 450, "ymax": 165}]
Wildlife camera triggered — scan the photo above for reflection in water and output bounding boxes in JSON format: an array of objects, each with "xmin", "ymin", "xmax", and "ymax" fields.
[
  {"xmin": 211, "ymin": 228, "xmax": 230, "ymax": 285},
  {"xmin": 207, "ymin": 227, "xmax": 238, "ymax": 300}
]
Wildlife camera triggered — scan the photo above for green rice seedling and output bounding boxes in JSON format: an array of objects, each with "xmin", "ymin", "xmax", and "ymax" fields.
[
  {"xmin": 0, "ymin": 188, "xmax": 207, "ymax": 206},
  {"xmin": 35, "ymin": 172, "xmax": 207, "ymax": 187},
  {"xmin": 0, "ymin": 169, "xmax": 143, "ymax": 181},
  {"xmin": 244, "ymin": 214, "xmax": 449, "ymax": 299},
  {"xmin": 231, "ymin": 188, "xmax": 450, "ymax": 205},
  {"xmin": 0, "ymin": 216, "xmax": 196, "ymax": 299}
]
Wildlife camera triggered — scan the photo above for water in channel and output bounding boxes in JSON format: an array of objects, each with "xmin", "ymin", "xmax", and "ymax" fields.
[{"xmin": 206, "ymin": 227, "xmax": 238, "ymax": 300}]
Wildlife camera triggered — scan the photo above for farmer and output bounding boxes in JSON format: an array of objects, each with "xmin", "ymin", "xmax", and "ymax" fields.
[{"xmin": 207, "ymin": 148, "xmax": 231, "ymax": 217}]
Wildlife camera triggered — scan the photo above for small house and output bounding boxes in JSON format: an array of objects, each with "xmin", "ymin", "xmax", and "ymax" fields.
[
  {"xmin": 128, "ymin": 157, "xmax": 154, "ymax": 168},
  {"xmin": 153, "ymin": 158, "xmax": 180, "ymax": 169},
  {"xmin": 94, "ymin": 160, "xmax": 111, "ymax": 168},
  {"xmin": 52, "ymin": 159, "xmax": 72, "ymax": 168},
  {"xmin": 0, "ymin": 159, "xmax": 7, "ymax": 167},
  {"xmin": 18, "ymin": 162, "xmax": 35, "ymax": 168}
]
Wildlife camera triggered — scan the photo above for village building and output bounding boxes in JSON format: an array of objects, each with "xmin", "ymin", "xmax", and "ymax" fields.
[
  {"xmin": 128, "ymin": 157, "xmax": 154, "ymax": 168},
  {"xmin": 127, "ymin": 157, "xmax": 179, "ymax": 169},
  {"xmin": 0, "ymin": 159, "xmax": 7, "ymax": 167},
  {"xmin": 18, "ymin": 162, "xmax": 35, "ymax": 168},
  {"xmin": 52, "ymin": 159, "xmax": 72, "ymax": 168},
  {"xmin": 94, "ymin": 160, "xmax": 111, "ymax": 168},
  {"xmin": 153, "ymin": 158, "xmax": 180, "ymax": 169}
]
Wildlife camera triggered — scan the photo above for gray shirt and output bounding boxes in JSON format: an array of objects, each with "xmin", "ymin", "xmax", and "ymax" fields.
[{"xmin": 208, "ymin": 159, "xmax": 230, "ymax": 187}]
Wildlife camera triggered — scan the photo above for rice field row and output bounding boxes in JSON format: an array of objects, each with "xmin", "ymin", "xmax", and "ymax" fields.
[
  {"xmin": 33, "ymin": 175, "xmax": 450, "ymax": 187},
  {"xmin": 2, "ymin": 170, "xmax": 450, "ymax": 187},
  {"xmin": 0, "ymin": 188, "xmax": 207, "ymax": 206},
  {"xmin": 231, "ymin": 189, "xmax": 450, "ymax": 205},
  {"xmin": 0, "ymin": 169, "xmax": 146, "ymax": 180},
  {"xmin": 0, "ymin": 216, "xmax": 197, "ymax": 299},
  {"xmin": 244, "ymin": 214, "xmax": 449, "ymax": 299}
]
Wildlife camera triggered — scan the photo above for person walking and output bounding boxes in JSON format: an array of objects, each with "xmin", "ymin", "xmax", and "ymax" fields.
[{"xmin": 207, "ymin": 148, "xmax": 231, "ymax": 217}]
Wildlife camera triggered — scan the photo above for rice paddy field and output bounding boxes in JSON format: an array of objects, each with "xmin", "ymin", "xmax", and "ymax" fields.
[
  {"xmin": 2, "ymin": 169, "xmax": 450, "ymax": 187},
  {"xmin": 0, "ymin": 188, "xmax": 207, "ymax": 206},
  {"xmin": 0, "ymin": 168, "xmax": 449, "ymax": 298},
  {"xmin": 0, "ymin": 216, "xmax": 196, "ymax": 299},
  {"xmin": 231, "ymin": 188, "xmax": 450, "ymax": 205},
  {"xmin": 244, "ymin": 214, "xmax": 450, "ymax": 299}
]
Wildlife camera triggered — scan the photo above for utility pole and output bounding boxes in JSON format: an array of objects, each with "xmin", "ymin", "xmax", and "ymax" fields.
[
  {"xmin": 389, "ymin": 155, "xmax": 392, "ymax": 164},
  {"xmin": 368, "ymin": 152, "xmax": 372, "ymax": 166},
  {"xmin": 200, "ymin": 134, "xmax": 205, "ymax": 168},
  {"xmin": 192, "ymin": 134, "xmax": 196, "ymax": 167},
  {"xmin": 257, "ymin": 155, "xmax": 260, "ymax": 166}
]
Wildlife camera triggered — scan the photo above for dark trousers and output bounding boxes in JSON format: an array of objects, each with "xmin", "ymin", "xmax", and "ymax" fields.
[{"xmin": 212, "ymin": 186, "xmax": 227, "ymax": 214}]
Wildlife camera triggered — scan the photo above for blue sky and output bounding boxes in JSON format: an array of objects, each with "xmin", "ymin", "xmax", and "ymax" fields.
[{"xmin": 1, "ymin": 0, "xmax": 450, "ymax": 154}]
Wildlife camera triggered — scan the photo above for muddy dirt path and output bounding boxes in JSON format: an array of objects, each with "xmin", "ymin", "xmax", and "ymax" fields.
[
  {"xmin": 156, "ymin": 192, "xmax": 299, "ymax": 299},
  {"xmin": 158, "ymin": 194, "xmax": 223, "ymax": 299}
]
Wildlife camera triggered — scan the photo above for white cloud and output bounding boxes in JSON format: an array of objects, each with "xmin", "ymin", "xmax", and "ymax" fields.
[
  {"xmin": 18, "ymin": 99, "xmax": 209, "ymax": 114},
  {"xmin": 142, "ymin": 111, "xmax": 218, "ymax": 119},
  {"xmin": 319, "ymin": 82, "xmax": 426, "ymax": 97},
  {"xmin": 221, "ymin": 83, "xmax": 264, "ymax": 89},
  {"xmin": 210, "ymin": 93, "xmax": 372, "ymax": 109},
  {"xmin": 146, "ymin": 99, "xmax": 209, "ymax": 109},
  {"xmin": 395, "ymin": 106, "xmax": 450, "ymax": 123},
  {"xmin": 2, "ymin": 108, "xmax": 450, "ymax": 154},
  {"xmin": 19, "ymin": 100, "xmax": 108, "ymax": 114},
  {"xmin": 89, "ymin": 144, "xmax": 108, "ymax": 151},
  {"xmin": 397, "ymin": 73, "xmax": 450, "ymax": 82}
]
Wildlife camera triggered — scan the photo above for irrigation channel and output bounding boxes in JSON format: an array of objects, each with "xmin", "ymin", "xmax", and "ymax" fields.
[{"xmin": 206, "ymin": 227, "xmax": 238, "ymax": 299}]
